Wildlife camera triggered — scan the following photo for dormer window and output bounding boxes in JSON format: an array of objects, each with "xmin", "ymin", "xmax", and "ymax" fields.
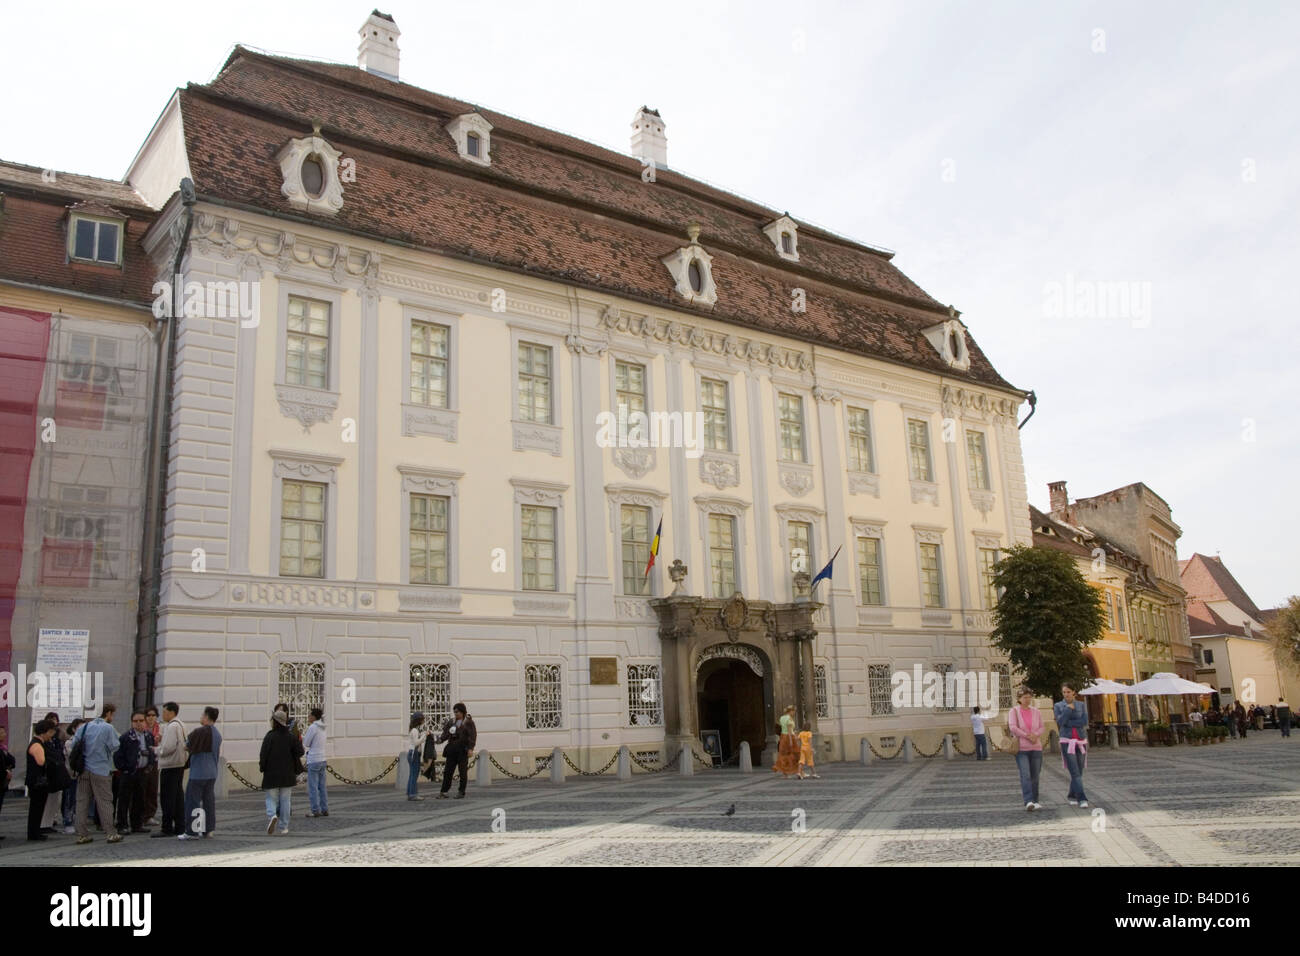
[
  {"xmin": 277, "ymin": 130, "xmax": 346, "ymax": 216},
  {"xmin": 762, "ymin": 214, "xmax": 800, "ymax": 262},
  {"xmin": 662, "ymin": 224, "xmax": 718, "ymax": 307},
  {"xmin": 69, "ymin": 214, "xmax": 123, "ymax": 265},
  {"xmin": 300, "ymin": 155, "xmax": 325, "ymax": 198},
  {"xmin": 688, "ymin": 260, "xmax": 704, "ymax": 294},
  {"xmin": 922, "ymin": 313, "xmax": 971, "ymax": 371},
  {"xmin": 447, "ymin": 112, "xmax": 493, "ymax": 167}
]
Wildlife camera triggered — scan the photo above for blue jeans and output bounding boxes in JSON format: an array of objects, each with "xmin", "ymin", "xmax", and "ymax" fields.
[
  {"xmin": 974, "ymin": 734, "xmax": 988, "ymax": 759},
  {"xmin": 307, "ymin": 762, "xmax": 328, "ymax": 813},
  {"xmin": 1060, "ymin": 743, "xmax": 1088, "ymax": 801},
  {"xmin": 406, "ymin": 750, "xmax": 421, "ymax": 797},
  {"xmin": 264, "ymin": 787, "xmax": 291, "ymax": 829},
  {"xmin": 1281, "ymin": 715, "xmax": 1292, "ymax": 738},
  {"xmin": 1014, "ymin": 750, "xmax": 1042, "ymax": 804},
  {"xmin": 61, "ymin": 783, "xmax": 77, "ymax": 826},
  {"xmin": 184, "ymin": 778, "xmax": 216, "ymax": 835}
]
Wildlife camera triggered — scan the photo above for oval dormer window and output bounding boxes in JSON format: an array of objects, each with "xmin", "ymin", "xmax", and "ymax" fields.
[
  {"xmin": 948, "ymin": 329, "xmax": 961, "ymax": 359},
  {"xmin": 688, "ymin": 260, "xmax": 704, "ymax": 294},
  {"xmin": 300, "ymin": 156, "xmax": 325, "ymax": 198}
]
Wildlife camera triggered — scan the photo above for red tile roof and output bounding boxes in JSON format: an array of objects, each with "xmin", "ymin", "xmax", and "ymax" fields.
[
  {"xmin": 1186, "ymin": 596, "xmax": 1252, "ymax": 639},
  {"xmin": 173, "ymin": 47, "xmax": 1021, "ymax": 393},
  {"xmin": 1179, "ymin": 553, "xmax": 1262, "ymax": 620}
]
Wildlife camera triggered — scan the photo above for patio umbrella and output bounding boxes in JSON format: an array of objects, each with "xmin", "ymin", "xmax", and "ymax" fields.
[
  {"xmin": 1130, "ymin": 672, "xmax": 1214, "ymax": 696},
  {"xmin": 1078, "ymin": 678, "xmax": 1129, "ymax": 696}
]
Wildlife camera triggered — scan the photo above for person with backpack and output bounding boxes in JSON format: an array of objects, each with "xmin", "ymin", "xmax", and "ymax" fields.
[
  {"xmin": 72, "ymin": 704, "xmax": 121, "ymax": 844},
  {"xmin": 179, "ymin": 707, "xmax": 222, "ymax": 840},
  {"xmin": 153, "ymin": 702, "xmax": 187, "ymax": 837},
  {"xmin": 259, "ymin": 708, "xmax": 303, "ymax": 834}
]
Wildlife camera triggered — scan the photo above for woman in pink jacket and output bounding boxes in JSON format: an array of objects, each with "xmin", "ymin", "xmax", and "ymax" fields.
[{"xmin": 1008, "ymin": 687, "xmax": 1044, "ymax": 810}]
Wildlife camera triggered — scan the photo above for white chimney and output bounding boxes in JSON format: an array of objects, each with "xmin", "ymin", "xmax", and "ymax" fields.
[
  {"xmin": 631, "ymin": 106, "xmax": 667, "ymax": 169},
  {"xmin": 358, "ymin": 10, "xmax": 401, "ymax": 81}
]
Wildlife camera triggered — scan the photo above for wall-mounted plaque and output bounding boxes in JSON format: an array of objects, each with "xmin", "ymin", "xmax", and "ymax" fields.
[{"xmin": 590, "ymin": 657, "xmax": 618, "ymax": 685}]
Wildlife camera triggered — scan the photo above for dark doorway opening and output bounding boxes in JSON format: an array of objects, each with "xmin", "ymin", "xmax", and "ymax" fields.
[{"xmin": 697, "ymin": 659, "xmax": 766, "ymax": 763}]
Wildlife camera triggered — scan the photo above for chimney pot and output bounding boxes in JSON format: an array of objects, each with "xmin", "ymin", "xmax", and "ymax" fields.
[
  {"xmin": 358, "ymin": 11, "xmax": 401, "ymax": 81},
  {"xmin": 1048, "ymin": 481, "xmax": 1069, "ymax": 518},
  {"xmin": 631, "ymin": 106, "xmax": 667, "ymax": 170}
]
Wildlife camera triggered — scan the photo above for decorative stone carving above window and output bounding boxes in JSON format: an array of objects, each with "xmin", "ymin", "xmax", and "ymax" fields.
[
  {"xmin": 512, "ymin": 421, "xmax": 562, "ymax": 456},
  {"xmin": 276, "ymin": 131, "xmax": 345, "ymax": 216},
  {"xmin": 762, "ymin": 214, "xmax": 800, "ymax": 262},
  {"xmin": 447, "ymin": 112, "xmax": 492, "ymax": 166},
  {"xmin": 973, "ymin": 531, "xmax": 1002, "ymax": 550},
  {"xmin": 605, "ymin": 484, "xmax": 666, "ymax": 526},
  {"xmin": 909, "ymin": 479, "xmax": 940, "ymax": 506},
  {"xmin": 269, "ymin": 449, "xmax": 344, "ymax": 482},
  {"xmin": 851, "ymin": 518, "xmax": 887, "ymax": 539},
  {"xmin": 398, "ymin": 465, "xmax": 463, "ymax": 496},
  {"xmin": 403, "ymin": 405, "xmax": 459, "ymax": 441},
  {"xmin": 275, "ymin": 384, "xmax": 340, "ymax": 432},
  {"xmin": 848, "ymin": 472, "xmax": 880, "ymax": 497},
  {"xmin": 699, "ymin": 450, "xmax": 740, "ymax": 489},
  {"xmin": 922, "ymin": 310, "xmax": 971, "ymax": 371},
  {"xmin": 912, "ymin": 525, "xmax": 945, "ymax": 545},
  {"xmin": 612, "ymin": 446, "xmax": 655, "ymax": 479},
  {"xmin": 662, "ymin": 224, "xmax": 718, "ymax": 307},
  {"xmin": 778, "ymin": 463, "xmax": 814, "ymax": 498},
  {"xmin": 969, "ymin": 488, "xmax": 996, "ymax": 518},
  {"xmin": 511, "ymin": 477, "xmax": 567, "ymax": 507}
]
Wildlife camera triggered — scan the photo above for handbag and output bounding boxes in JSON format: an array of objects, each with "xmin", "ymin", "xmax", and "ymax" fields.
[{"xmin": 1004, "ymin": 710, "xmax": 1022, "ymax": 754}]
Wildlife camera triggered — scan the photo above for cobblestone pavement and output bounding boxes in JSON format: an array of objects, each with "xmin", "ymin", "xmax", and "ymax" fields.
[{"xmin": 3, "ymin": 736, "xmax": 1297, "ymax": 866}]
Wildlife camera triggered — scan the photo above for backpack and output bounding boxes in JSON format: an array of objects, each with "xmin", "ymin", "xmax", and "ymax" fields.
[
  {"xmin": 68, "ymin": 726, "xmax": 87, "ymax": 774},
  {"xmin": 423, "ymin": 730, "xmax": 439, "ymax": 762}
]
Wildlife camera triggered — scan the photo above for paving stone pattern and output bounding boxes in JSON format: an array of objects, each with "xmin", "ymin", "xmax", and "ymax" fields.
[{"xmin": 2, "ymin": 736, "xmax": 1298, "ymax": 866}]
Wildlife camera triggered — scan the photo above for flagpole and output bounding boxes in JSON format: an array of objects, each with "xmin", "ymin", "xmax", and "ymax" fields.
[{"xmin": 811, "ymin": 546, "xmax": 847, "ymax": 762}]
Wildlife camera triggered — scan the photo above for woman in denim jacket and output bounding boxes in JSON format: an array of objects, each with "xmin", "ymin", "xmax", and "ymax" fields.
[{"xmin": 1054, "ymin": 683, "xmax": 1090, "ymax": 807}]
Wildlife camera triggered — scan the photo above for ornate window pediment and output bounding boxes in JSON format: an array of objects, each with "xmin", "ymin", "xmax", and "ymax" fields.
[
  {"xmin": 662, "ymin": 224, "xmax": 718, "ymax": 307},
  {"xmin": 276, "ymin": 131, "xmax": 345, "ymax": 216},
  {"xmin": 447, "ymin": 112, "xmax": 493, "ymax": 167}
]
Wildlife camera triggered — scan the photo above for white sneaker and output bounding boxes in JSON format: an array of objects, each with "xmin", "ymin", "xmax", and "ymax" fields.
[
  {"xmin": 1032, "ymin": 802, "xmax": 1043, "ymax": 810},
  {"xmin": 1026, "ymin": 802, "xmax": 1035, "ymax": 811},
  {"xmin": 1079, "ymin": 800, "xmax": 1089, "ymax": 808},
  {"xmin": 1068, "ymin": 799, "xmax": 1079, "ymax": 806},
  {"xmin": 267, "ymin": 815, "xmax": 278, "ymax": 835}
]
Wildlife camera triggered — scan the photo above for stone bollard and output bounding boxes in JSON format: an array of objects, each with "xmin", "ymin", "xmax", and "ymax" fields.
[
  {"xmin": 679, "ymin": 742, "xmax": 693, "ymax": 776},
  {"xmin": 739, "ymin": 740, "xmax": 753, "ymax": 773},
  {"xmin": 903, "ymin": 737, "xmax": 914, "ymax": 763},
  {"xmin": 1108, "ymin": 725, "xmax": 1119, "ymax": 750},
  {"xmin": 860, "ymin": 738, "xmax": 872, "ymax": 766},
  {"xmin": 943, "ymin": 734, "xmax": 954, "ymax": 760},
  {"xmin": 550, "ymin": 747, "xmax": 564, "ymax": 783},
  {"xmin": 617, "ymin": 746, "xmax": 631, "ymax": 780},
  {"xmin": 395, "ymin": 752, "xmax": 408, "ymax": 792},
  {"xmin": 476, "ymin": 749, "xmax": 491, "ymax": 787}
]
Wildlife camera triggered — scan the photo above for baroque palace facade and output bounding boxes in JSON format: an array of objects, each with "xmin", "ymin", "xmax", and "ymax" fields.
[{"xmin": 13, "ymin": 13, "xmax": 1033, "ymax": 776}]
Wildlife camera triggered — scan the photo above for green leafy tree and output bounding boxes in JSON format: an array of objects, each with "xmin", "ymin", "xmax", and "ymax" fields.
[
  {"xmin": 989, "ymin": 544, "xmax": 1106, "ymax": 700},
  {"xmin": 1269, "ymin": 596, "xmax": 1300, "ymax": 674}
]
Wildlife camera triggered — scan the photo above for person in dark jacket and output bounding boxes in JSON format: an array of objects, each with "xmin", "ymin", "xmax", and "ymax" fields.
[
  {"xmin": 26, "ymin": 720, "xmax": 57, "ymax": 840},
  {"xmin": 435, "ymin": 703, "xmax": 477, "ymax": 800},
  {"xmin": 260, "ymin": 708, "xmax": 303, "ymax": 835},
  {"xmin": 0, "ymin": 726, "xmax": 15, "ymax": 836},
  {"xmin": 113, "ymin": 711, "xmax": 157, "ymax": 835}
]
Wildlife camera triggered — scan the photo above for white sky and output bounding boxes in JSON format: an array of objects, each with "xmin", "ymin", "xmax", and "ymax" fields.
[{"xmin": 4, "ymin": 0, "xmax": 1296, "ymax": 607}]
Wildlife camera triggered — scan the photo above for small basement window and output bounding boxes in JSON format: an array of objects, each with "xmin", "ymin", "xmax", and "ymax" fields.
[{"xmin": 69, "ymin": 215, "xmax": 122, "ymax": 266}]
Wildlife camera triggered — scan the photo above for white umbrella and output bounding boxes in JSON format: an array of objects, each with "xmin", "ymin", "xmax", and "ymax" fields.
[
  {"xmin": 1130, "ymin": 672, "xmax": 1214, "ymax": 696},
  {"xmin": 1079, "ymin": 678, "xmax": 1129, "ymax": 696}
]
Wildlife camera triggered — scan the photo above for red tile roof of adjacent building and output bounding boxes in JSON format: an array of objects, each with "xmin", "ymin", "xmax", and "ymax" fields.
[
  {"xmin": 1186, "ymin": 595, "xmax": 1253, "ymax": 639},
  {"xmin": 0, "ymin": 161, "xmax": 158, "ymax": 307},
  {"xmin": 1179, "ymin": 553, "xmax": 1263, "ymax": 620},
  {"xmin": 170, "ymin": 46, "xmax": 1021, "ymax": 393}
]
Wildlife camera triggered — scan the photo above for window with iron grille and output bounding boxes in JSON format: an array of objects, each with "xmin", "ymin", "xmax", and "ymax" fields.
[
  {"xmin": 965, "ymin": 430, "xmax": 990, "ymax": 490},
  {"xmin": 708, "ymin": 514, "xmax": 736, "ymax": 598},
  {"xmin": 847, "ymin": 406, "xmax": 875, "ymax": 472},
  {"xmin": 993, "ymin": 663, "xmax": 1013, "ymax": 710},
  {"xmin": 934, "ymin": 663, "xmax": 957, "ymax": 712},
  {"xmin": 409, "ymin": 321, "xmax": 449, "ymax": 408},
  {"xmin": 701, "ymin": 378, "xmax": 730, "ymax": 451},
  {"xmin": 409, "ymin": 494, "xmax": 449, "ymax": 584},
  {"xmin": 907, "ymin": 419, "xmax": 933, "ymax": 482},
  {"xmin": 409, "ymin": 663, "xmax": 452, "ymax": 730},
  {"xmin": 525, "ymin": 663, "xmax": 563, "ymax": 729},
  {"xmin": 517, "ymin": 342, "xmax": 552, "ymax": 423},
  {"xmin": 278, "ymin": 661, "xmax": 325, "ymax": 731},
  {"xmin": 778, "ymin": 392, "xmax": 806, "ymax": 462},
  {"xmin": 521, "ymin": 505, "xmax": 556, "ymax": 591},
  {"xmin": 286, "ymin": 296, "xmax": 330, "ymax": 389},
  {"xmin": 621, "ymin": 504, "xmax": 651, "ymax": 596},
  {"xmin": 868, "ymin": 663, "xmax": 894, "ymax": 716},
  {"xmin": 813, "ymin": 663, "xmax": 829, "ymax": 718},
  {"xmin": 627, "ymin": 663, "xmax": 662, "ymax": 726},
  {"xmin": 280, "ymin": 480, "xmax": 326, "ymax": 577},
  {"xmin": 615, "ymin": 360, "xmax": 647, "ymax": 417},
  {"xmin": 857, "ymin": 536, "xmax": 883, "ymax": 605}
]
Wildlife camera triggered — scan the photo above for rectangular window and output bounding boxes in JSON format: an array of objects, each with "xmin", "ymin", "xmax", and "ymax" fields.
[
  {"xmin": 520, "ymin": 504, "xmax": 556, "ymax": 591},
  {"xmin": 615, "ymin": 360, "xmax": 647, "ymax": 417},
  {"xmin": 409, "ymin": 321, "xmax": 449, "ymax": 408},
  {"xmin": 286, "ymin": 296, "xmax": 330, "ymax": 389},
  {"xmin": 920, "ymin": 542, "xmax": 943, "ymax": 607},
  {"xmin": 409, "ymin": 663, "xmax": 452, "ymax": 730},
  {"xmin": 868, "ymin": 663, "xmax": 894, "ymax": 716},
  {"xmin": 627, "ymin": 663, "xmax": 663, "ymax": 726},
  {"xmin": 409, "ymin": 494, "xmax": 449, "ymax": 585},
  {"xmin": 701, "ymin": 378, "xmax": 730, "ymax": 451},
  {"xmin": 788, "ymin": 521, "xmax": 812, "ymax": 583},
  {"xmin": 993, "ymin": 663, "xmax": 1013, "ymax": 710},
  {"xmin": 1116, "ymin": 594, "xmax": 1127, "ymax": 632},
  {"xmin": 70, "ymin": 216, "xmax": 122, "ymax": 265},
  {"xmin": 907, "ymin": 419, "xmax": 933, "ymax": 482},
  {"xmin": 966, "ymin": 430, "xmax": 990, "ymax": 490},
  {"xmin": 1204, "ymin": 649, "xmax": 1214, "ymax": 665},
  {"xmin": 1104, "ymin": 592, "xmax": 1115, "ymax": 630},
  {"xmin": 280, "ymin": 480, "xmax": 325, "ymax": 577},
  {"xmin": 278, "ymin": 661, "xmax": 325, "ymax": 730},
  {"xmin": 813, "ymin": 664, "xmax": 829, "ymax": 719},
  {"xmin": 517, "ymin": 342, "xmax": 552, "ymax": 423},
  {"xmin": 708, "ymin": 514, "xmax": 737, "ymax": 598},
  {"xmin": 621, "ymin": 504, "xmax": 651, "ymax": 596},
  {"xmin": 856, "ymin": 536, "xmax": 883, "ymax": 606},
  {"xmin": 778, "ymin": 392, "xmax": 806, "ymax": 462},
  {"xmin": 847, "ymin": 406, "xmax": 875, "ymax": 472},
  {"xmin": 524, "ymin": 663, "xmax": 562, "ymax": 729},
  {"xmin": 978, "ymin": 548, "xmax": 1000, "ymax": 610}
]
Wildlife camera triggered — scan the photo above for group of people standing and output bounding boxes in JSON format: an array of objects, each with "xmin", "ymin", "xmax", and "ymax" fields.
[
  {"xmin": 771, "ymin": 705, "xmax": 818, "ymax": 779},
  {"xmin": 1197, "ymin": 699, "xmax": 1292, "ymax": 739},
  {"xmin": 406, "ymin": 703, "xmax": 477, "ymax": 800}
]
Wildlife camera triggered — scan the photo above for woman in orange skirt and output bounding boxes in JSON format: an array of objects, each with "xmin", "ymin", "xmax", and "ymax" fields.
[{"xmin": 772, "ymin": 705, "xmax": 800, "ymax": 777}]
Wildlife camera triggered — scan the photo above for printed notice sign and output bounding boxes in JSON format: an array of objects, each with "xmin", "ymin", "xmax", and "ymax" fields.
[{"xmin": 35, "ymin": 629, "xmax": 91, "ymax": 722}]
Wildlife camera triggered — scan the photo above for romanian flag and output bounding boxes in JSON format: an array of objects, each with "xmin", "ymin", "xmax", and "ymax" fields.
[
  {"xmin": 811, "ymin": 545, "xmax": 842, "ymax": 590},
  {"xmin": 643, "ymin": 517, "xmax": 663, "ymax": 579}
]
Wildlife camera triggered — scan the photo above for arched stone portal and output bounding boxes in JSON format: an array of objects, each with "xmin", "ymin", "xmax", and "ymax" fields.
[{"xmin": 696, "ymin": 644, "xmax": 771, "ymax": 762}]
